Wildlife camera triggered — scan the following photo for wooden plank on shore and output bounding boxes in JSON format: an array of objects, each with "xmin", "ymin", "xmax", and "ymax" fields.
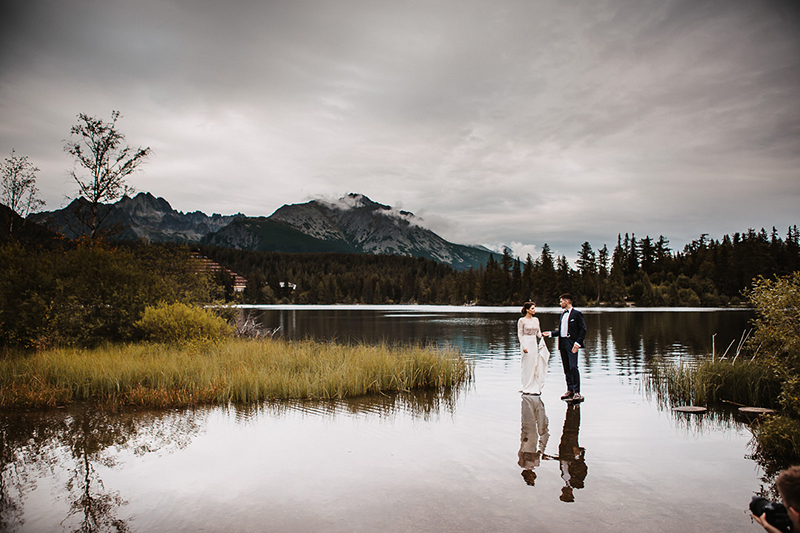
[
  {"xmin": 673, "ymin": 406, "xmax": 707, "ymax": 413},
  {"xmin": 738, "ymin": 407, "xmax": 776, "ymax": 416}
]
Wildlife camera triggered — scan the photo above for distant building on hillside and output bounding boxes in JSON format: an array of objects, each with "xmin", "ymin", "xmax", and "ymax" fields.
[{"xmin": 190, "ymin": 252, "xmax": 247, "ymax": 293}]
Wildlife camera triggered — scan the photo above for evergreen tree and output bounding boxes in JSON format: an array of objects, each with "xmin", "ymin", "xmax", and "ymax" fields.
[
  {"xmin": 556, "ymin": 255, "xmax": 572, "ymax": 298},
  {"xmin": 626, "ymin": 233, "xmax": 639, "ymax": 277},
  {"xmin": 640, "ymin": 236, "xmax": 655, "ymax": 274},
  {"xmin": 576, "ymin": 241, "xmax": 597, "ymax": 303},
  {"xmin": 511, "ymin": 256, "xmax": 522, "ymax": 303},
  {"xmin": 597, "ymin": 244, "xmax": 609, "ymax": 302},
  {"xmin": 521, "ymin": 254, "xmax": 534, "ymax": 301},
  {"xmin": 534, "ymin": 243, "xmax": 557, "ymax": 303},
  {"xmin": 654, "ymin": 235, "xmax": 671, "ymax": 272}
]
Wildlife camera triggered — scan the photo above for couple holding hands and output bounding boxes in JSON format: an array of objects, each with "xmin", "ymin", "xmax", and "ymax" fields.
[{"xmin": 517, "ymin": 293, "xmax": 587, "ymax": 402}]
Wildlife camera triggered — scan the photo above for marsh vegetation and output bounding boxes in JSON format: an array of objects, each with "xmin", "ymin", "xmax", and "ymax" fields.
[
  {"xmin": 0, "ymin": 338, "xmax": 472, "ymax": 408},
  {"xmin": 646, "ymin": 272, "xmax": 800, "ymax": 468}
]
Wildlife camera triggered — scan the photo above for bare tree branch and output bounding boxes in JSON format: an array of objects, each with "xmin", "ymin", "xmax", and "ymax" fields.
[
  {"xmin": 64, "ymin": 111, "xmax": 151, "ymax": 240},
  {"xmin": 1, "ymin": 149, "xmax": 45, "ymax": 233}
]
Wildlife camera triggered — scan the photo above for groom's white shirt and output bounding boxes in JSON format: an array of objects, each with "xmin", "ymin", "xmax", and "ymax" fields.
[{"xmin": 560, "ymin": 309, "xmax": 570, "ymax": 337}]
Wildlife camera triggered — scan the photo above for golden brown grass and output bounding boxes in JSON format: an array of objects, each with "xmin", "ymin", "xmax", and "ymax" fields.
[{"xmin": 0, "ymin": 338, "xmax": 472, "ymax": 408}]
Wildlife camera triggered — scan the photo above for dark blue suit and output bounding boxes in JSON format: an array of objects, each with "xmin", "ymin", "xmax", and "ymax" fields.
[{"xmin": 549, "ymin": 308, "xmax": 587, "ymax": 394}]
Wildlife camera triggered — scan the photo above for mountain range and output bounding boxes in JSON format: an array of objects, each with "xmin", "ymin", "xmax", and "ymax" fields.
[
  {"xmin": 29, "ymin": 193, "xmax": 242, "ymax": 243},
  {"xmin": 28, "ymin": 192, "xmax": 493, "ymax": 269}
]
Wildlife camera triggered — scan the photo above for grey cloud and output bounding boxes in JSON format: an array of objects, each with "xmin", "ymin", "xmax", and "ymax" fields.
[{"xmin": 0, "ymin": 0, "xmax": 798, "ymax": 259}]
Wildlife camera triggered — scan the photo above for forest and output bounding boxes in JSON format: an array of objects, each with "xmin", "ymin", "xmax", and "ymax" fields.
[
  {"xmin": 201, "ymin": 225, "xmax": 800, "ymax": 307},
  {"xmin": 1, "ymin": 220, "xmax": 798, "ymax": 348}
]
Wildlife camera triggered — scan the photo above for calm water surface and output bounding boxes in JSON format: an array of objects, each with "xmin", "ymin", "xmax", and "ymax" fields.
[{"xmin": 1, "ymin": 307, "xmax": 768, "ymax": 532}]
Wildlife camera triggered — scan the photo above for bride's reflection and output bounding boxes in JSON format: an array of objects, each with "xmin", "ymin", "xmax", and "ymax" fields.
[
  {"xmin": 556, "ymin": 403, "xmax": 587, "ymax": 502},
  {"xmin": 518, "ymin": 394, "xmax": 549, "ymax": 486}
]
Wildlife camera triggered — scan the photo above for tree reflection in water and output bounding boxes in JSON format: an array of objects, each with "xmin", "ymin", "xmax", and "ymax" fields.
[
  {"xmin": 0, "ymin": 407, "xmax": 203, "ymax": 532},
  {"xmin": 1, "ymin": 387, "xmax": 465, "ymax": 532}
]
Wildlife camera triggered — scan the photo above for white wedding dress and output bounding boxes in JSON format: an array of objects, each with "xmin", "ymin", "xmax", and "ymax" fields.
[{"xmin": 518, "ymin": 316, "xmax": 550, "ymax": 394}]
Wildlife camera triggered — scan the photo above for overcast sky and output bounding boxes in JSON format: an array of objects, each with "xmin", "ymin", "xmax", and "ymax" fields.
[{"xmin": 1, "ymin": 0, "xmax": 799, "ymax": 261}]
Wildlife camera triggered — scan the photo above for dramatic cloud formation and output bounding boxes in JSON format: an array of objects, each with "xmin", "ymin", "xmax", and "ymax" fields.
[{"xmin": 1, "ymin": 0, "xmax": 798, "ymax": 261}]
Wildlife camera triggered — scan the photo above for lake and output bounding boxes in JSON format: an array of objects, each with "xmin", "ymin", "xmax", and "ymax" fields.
[{"xmin": 0, "ymin": 306, "xmax": 770, "ymax": 532}]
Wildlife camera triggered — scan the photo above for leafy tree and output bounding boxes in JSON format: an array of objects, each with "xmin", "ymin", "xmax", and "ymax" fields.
[
  {"xmin": 1, "ymin": 149, "xmax": 45, "ymax": 233},
  {"xmin": 64, "ymin": 111, "xmax": 151, "ymax": 239},
  {"xmin": 747, "ymin": 272, "xmax": 800, "ymax": 383},
  {"xmin": 0, "ymin": 242, "xmax": 211, "ymax": 347},
  {"xmin": 742, "ymin": 272, "xmax": 800, "ymax": 466}
]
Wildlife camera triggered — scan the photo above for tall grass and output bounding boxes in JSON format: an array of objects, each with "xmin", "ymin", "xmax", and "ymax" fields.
[
  {"xmin": 645, "ymin": 358, "xmax": 781, "ymax": 409},
  {"xmin": 0, "ymin": 338, "xmax": 473, "ymax": 408}
]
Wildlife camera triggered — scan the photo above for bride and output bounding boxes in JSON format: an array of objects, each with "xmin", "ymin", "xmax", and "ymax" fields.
[{"xmin": 518, "ymin": 301, "xmax": 550, "ymax": 395}]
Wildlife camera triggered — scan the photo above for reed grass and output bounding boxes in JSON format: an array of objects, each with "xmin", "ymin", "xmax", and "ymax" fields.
[
  {"xmin": 0, "ymin": 338, "xmax": 473, "ymax": 409},
  {"xmin": 645, "ymin": 358, "xmax": 781, "ymax": 409}
]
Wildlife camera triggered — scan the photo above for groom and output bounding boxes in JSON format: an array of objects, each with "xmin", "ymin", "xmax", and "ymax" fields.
[{"xmin": 544, "ymin": 293, "xmax": 587, "ymax": 402}]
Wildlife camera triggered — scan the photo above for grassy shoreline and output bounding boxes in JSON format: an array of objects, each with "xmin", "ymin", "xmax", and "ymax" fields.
[
  {"xmin": 0, "ymin": 338, "xmax": 473, "ymax": 409},
  {"xmin": 645, "ymin": 358, "xmax": 781, "ymax": 409}
]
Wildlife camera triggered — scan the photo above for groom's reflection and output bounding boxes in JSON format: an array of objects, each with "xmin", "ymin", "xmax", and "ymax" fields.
[
  {"xmin": 557, "ymin": 403, "xmax": 587, "ymax": 502},
  {"xmin": 518, "ymin": 394, "xmax": 549, "ymax": 486}
]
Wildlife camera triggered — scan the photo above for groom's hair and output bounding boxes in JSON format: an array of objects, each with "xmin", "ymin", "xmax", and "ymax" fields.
[
  {"xmin": 560, "ymin": 293, "xmax": 574, "ymax": 302},
  {"xmin": 777, "ymin": 466, "xmax": 800, "ymax": 511}
]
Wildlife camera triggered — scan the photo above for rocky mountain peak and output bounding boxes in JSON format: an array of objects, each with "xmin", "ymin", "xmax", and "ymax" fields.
[
  {"xmin": 321, "ymin": 193, "xmax": 417, "ymax": 223},
  {"xmin": 116, "ymin": 192, "xmax": 173, "ymax": 216},
  {"xmin": 264, "ymin": 193, "xmax": 490, "ymax": 268},
  {"xmin": 339, "ymin": 193, "xmax": 389, "ymax": 212}
]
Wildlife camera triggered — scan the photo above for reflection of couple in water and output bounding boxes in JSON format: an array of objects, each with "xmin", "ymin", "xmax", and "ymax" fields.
[{"xmin": 518, "ymin": 394, "xmax": 587, "ymax": 501}]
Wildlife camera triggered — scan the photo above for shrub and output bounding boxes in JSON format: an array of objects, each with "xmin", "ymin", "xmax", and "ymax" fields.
[
  {"xmin": 751, "ymin": 414, "xmax": 800, "ymax": 468},
  {"xmin": 135, "ymin": 302, "xmax": 232, "ymax": 343},
  {"xmin": 747, "ymin": 272, "xmax": 800, "ymax": 377}
]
